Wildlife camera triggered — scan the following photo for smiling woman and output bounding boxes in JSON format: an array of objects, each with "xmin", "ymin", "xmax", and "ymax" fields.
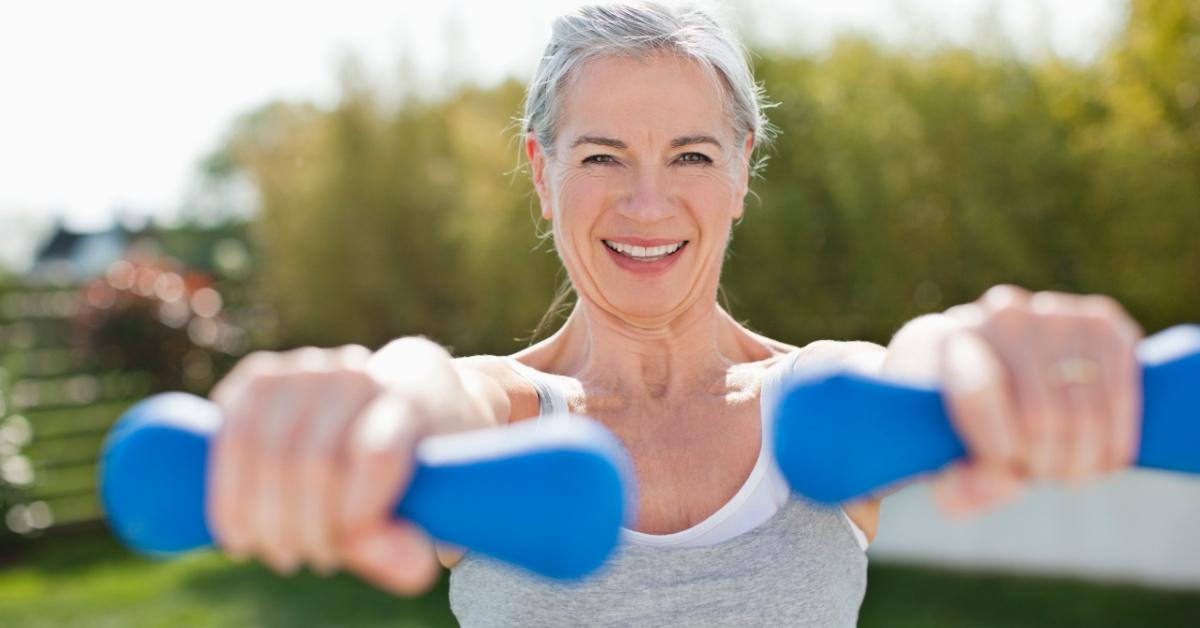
[
  {"xmin": 200, "ymin": 1, "xmax": 1148, "ymax": 627},
  {"xmin": 532, "ymin": 51, "xmax": 752, "ymax": 317},
  {"xmin": 441, "ymin": 6, "xmax": 879, "ymax": 624}
]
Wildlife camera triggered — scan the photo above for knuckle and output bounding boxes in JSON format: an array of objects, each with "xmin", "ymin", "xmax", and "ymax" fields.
[
  {"xmin": 983, "ymin": 303, "xmax": 1028, "ymax": 335},
  {"xmin": 1081, "ymin": 294, "xmax": 1123, "ymax": 317},
  {"xmin": 296, "ymin": 346, "xmax": 332, "ymax": 371},
  {"xmin": 337, "ymin": 344, "xmax": 373, "ymax": 365},
  {"xmin": 281, "ymin": 345, "xmax": 320, "ymax": 358},
  {"xmin": 213, "ymin": 353, "xmax": 278, "ymax": 404},
  {"xmin": 378, "ymin": 336, "xmax": 452, "ymax": 362},
  {"xmin": 981, "ymin": 284, "xmax": 1030, "ymax": 307},
  {"xmin": 1080, "ymin": 295, "xmax": 1141, "ymax": 338},
  {"xmin": 1029, "ymin": 290, "xmax": 1070, "ymax": 315},
  {"xmin": 240, "ymin": 351, "xmax": 281, "ymax": 375}
]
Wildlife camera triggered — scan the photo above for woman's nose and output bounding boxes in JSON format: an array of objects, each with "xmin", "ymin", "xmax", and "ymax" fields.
[{"xmin": 616, "ymin": 165, "xmax": 673, "ymax": 222}]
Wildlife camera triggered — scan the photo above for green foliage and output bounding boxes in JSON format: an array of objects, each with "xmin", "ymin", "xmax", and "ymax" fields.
[
  {"xmin": 211, "ymin": 0, "xmax": 1200, "ymax": 353},
  {"xmin": 220, "ymin": 77, "xmax": 562, "ymax": 353}
]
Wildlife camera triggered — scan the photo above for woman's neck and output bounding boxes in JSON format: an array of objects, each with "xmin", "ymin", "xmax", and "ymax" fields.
[{"xmin": 529, "ymin": 297, "xmax": 775, "ymax": 404}]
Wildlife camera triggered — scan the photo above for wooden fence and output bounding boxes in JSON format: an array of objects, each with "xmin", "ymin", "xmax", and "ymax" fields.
[{"xmin": 0, "ymin": 278, "xmax": 265, "ymax": 544}]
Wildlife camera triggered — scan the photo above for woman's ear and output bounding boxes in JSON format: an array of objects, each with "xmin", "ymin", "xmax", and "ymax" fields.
[{"xmin": 525, "ymin": 132, "xmax": 553, "ymax": 221}]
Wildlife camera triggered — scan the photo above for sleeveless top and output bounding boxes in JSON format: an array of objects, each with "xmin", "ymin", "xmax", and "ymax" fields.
[{"xmin": 449, "ymin": 350, "xmax": 869, "ymax": 627}]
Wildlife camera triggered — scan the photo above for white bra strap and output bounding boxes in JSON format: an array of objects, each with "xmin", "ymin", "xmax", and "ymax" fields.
[{"xmin": 501, "ymin": 356, "xmax": 569, "ymax": 419}]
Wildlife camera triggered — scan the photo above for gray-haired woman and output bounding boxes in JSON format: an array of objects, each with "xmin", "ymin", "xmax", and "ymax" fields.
[{"xmin": 205, "ymin": 2, "xmax": 1145, "ymax": 625}]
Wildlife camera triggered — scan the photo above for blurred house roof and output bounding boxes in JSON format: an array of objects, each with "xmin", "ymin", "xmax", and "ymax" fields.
[
  {"xmin": 27, "ymin": 220, "xmax": 253, "ymax": 285},
  {"xmin": 29, "ymin": 223, "xmax": 132, "ymax": 284}
]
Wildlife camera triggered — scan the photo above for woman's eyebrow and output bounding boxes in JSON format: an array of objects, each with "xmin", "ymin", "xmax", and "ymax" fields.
[
  {"xmin": 670, "ymin": 135, "xmax": 722, "ymax": 150},
  {"xmin": 571, "ymin": 136, "xmax": 627, "ymax": 149},
  {"xmin": 569, "ymin": 135, "xmax": 723, "ymax": 150}
]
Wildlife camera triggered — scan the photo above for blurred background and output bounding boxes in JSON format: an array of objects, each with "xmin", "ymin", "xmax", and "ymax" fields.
[{"xmin": 1, "ymin": 0, "xmax": 1198, "ymax": 626}]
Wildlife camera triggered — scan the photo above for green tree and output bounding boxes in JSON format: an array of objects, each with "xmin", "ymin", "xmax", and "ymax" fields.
[{"xmin": 208, "ymin": 0, "xmax": 1199, "ymax": 353}]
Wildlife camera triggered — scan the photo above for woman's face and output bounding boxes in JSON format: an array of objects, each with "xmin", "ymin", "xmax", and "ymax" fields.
[{"xmin": 528, "ymin": 52, "xmax": 753, "ymax": 325}]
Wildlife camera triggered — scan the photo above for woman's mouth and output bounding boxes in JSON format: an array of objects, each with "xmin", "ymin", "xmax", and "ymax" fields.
[
  {"xmin": 602, "ymin": 239, "xmax": 688, "ymax": 262},
  {"xmin": 601, "ymin": 239, "xmax": 689, "ymax": 276}
]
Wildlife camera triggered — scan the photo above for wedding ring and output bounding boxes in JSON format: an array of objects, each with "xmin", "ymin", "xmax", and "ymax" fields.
[{"xmin": 1047, "ymin": 357, "xmax": 1100, "ymax": 387}]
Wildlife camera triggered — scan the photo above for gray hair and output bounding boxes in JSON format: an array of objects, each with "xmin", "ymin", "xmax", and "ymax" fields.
[{"xmin": 522, "ymin": 1, "xmax": 776, "ymax": 177}]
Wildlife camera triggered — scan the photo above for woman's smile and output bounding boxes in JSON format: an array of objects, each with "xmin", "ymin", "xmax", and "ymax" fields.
[{"xmin": 601, "ymin": 238, "xmax": 690, "ymax": 276}]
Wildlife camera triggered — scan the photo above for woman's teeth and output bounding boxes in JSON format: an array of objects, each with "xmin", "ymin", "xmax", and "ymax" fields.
[{"xmin": 603, "ymin": 240, "xmax": 686, "ymax": 261}]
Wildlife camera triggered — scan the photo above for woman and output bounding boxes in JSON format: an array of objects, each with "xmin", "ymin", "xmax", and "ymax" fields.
[{"xmin": 207, "ymin": 3, "xmax": 1143, "ymax": 625}]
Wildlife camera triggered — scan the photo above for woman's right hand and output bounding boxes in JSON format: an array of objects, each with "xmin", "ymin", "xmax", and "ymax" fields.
[{"xmin": 206, "ymin": 338, "xmax": 471, "ymax": 595}]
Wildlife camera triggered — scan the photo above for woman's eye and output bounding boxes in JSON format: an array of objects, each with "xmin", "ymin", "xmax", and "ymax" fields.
[
  {"xmin": 678, "ymin": 152, "xmax": 712, "ymax": 165},
  {"xmin": 583, "ymin": 154, "xmax": 617, "ymax": 165}
]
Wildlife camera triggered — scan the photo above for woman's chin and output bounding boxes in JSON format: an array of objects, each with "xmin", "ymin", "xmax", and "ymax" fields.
[{"xmin": 601, "ymin": 291, "xmax": 688, "ymax": 322}]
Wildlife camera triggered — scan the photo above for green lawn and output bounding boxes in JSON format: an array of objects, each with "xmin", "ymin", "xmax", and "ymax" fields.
[{"xmin": 2, "ymin": 532, "xmax": 1198, "ymax": 627}]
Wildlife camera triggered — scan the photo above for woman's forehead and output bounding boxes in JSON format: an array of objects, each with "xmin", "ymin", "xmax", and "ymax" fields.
[{"xmin": 558, "ymin": 52, "xmax": 732, "ymax": 146}]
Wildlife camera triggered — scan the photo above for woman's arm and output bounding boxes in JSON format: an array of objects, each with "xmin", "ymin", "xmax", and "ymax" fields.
[{"xmin": 430, "ymin": 354, "xmax": 541, "ymax": 569}]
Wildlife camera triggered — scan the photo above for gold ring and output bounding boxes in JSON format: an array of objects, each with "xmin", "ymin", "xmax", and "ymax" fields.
[{"xmin": 1047, "ymin": 357, "xmax": 1100, "ymax": 387}]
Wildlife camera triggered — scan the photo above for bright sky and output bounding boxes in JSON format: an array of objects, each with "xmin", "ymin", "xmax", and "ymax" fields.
[{"xmin": 0, "ymin": 0, "xmax": 1124, "ymax": 270}]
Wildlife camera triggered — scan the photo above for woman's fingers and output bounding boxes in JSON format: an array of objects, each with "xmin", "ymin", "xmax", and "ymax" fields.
[
  {"xmin": 1058, "ymin": 377, "xmax": 1105, "ymax": 484},
  {"xmin": 940, "ymin": 330, "xmax": 1019, "ymax": 468},
  {"xmin": 294, "ymin": 393, "xmax": 349, "ymax": 574},
  {"xmin": 295, "ymin": 349, "xmax": 378, "ymax": 574},
  {"xmin": 210, "ymin": 344, "xmax": 410, "ymax": 579},
  {"xmin": 1088, "ymin": 297, "xmax": 1144, "ymax": 471},
  {"xmin": 931, "ymin": 462, "xmax": 1024, "ymax": 517},
  {"xmin": 936, "ymin": 286, "xmax": 1144, "ymax": 512},
  {"xmin": 341, "ymin": 521, "xmax": 440, "ymax": 596},
  {"xmin": 209, "ymin": 352, "xmax": 278, "ymax": 560},
  {"xmin": 204, "ymin": 342, "xmax": 452, "ymax": 593},
  {"xmin": 331, "ymin": 390, "xmax": 440, "ymax": 594},
  {"xmin": 937, "ymin": 328, "xmax": 1029, "ymax": 516},
  {"xmin": 335, "ymin": 391, "xmax": 426, "ymax": 539}
]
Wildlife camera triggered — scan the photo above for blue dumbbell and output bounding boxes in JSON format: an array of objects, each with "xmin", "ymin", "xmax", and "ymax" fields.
[
  {"xmin": 99, "ymin": 392, "xmax": 635, "ymax": 580},
  {"xmin": 774, "ymin": 325, "xmax": 1200, "ymax": 503}
]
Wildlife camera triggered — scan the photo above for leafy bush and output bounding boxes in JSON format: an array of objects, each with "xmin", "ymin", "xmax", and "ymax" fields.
[{"xmin": 208, "ymin": 0, "xmax": 1200, "ymax": 353}]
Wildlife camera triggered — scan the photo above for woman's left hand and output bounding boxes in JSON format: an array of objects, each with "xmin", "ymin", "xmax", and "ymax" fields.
[{"xmin": 929, "ymin": 285, "xmax": 1144, "ymax": 516}]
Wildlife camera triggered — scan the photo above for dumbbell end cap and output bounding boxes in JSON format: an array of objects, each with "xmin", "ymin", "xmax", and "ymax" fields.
[{"xmin": 99, "ymin": 392, "xmax": 219, "ymax": 555}]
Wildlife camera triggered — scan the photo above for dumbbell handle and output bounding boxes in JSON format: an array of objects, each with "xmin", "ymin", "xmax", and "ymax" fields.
[
  {"xmin": 99, "ymin": 393, "xmax": 633, "ymax": 580},
  {"xmin": 773, "ymin": 325, "xmax": 1200, "ymax": 504}
]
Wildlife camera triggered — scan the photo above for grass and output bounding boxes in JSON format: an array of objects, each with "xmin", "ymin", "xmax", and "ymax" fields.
[
  {"xmin": 2, "ymin": 531, "xmax": 1198, "ymax": 627},
  {"xmin": 861, "ymin": 563, "xmax": 1200, "ymax": 628},
  {"xmin": 0, "ymin": 532, "xmax": 455, "ymax": 628}
]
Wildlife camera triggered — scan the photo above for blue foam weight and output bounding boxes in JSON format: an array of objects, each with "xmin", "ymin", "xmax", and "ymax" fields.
[
  {"xmin": 773, "ymin": 325, "xmax": 1200, "ymax": 504},
  {"xmin": 99, "ymin": 393, "xmax": 635, "ymax": 580}
]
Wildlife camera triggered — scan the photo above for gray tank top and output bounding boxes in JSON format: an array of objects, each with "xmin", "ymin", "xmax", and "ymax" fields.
[{"xmin": 449, "ymin": 354, "xmax": 868, "ymax": 627}]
